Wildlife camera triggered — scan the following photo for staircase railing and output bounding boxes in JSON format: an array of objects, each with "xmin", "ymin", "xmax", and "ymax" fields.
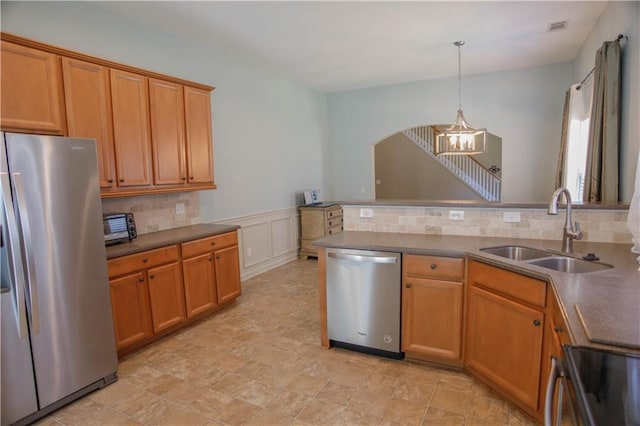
[{"xmin": 403, "ymin": 126, "xmax": 501, "ymax": 201}]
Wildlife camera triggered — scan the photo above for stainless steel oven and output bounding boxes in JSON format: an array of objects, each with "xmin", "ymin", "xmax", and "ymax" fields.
[{"xmin": 546, "ymin": 345, "xmax": 640, "ymax": 426}]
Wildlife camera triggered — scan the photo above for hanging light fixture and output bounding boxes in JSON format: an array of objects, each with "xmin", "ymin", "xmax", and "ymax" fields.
[{"xmin": 435, "ymin": 41, "xmax": 487, "ymax": 155}]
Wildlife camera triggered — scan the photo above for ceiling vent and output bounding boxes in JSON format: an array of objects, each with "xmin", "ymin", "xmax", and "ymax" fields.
[{"xmin": 548, "ymin": 20, "xmax": 568, "ymax": 32}]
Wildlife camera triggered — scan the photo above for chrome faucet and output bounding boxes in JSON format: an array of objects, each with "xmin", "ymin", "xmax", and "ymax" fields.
[{"xmin": 548, "ymin": 187, "xmax": 583, "ymax": 254}]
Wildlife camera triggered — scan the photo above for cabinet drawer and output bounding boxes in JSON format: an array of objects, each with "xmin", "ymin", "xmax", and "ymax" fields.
[
  {"xmin": 468, "ymin": 260, "xmax": 546, "ymax": 308},
  {"xmin": 181, "ymin": 231, "xmax": 238, "ymax": 258},
  {"xmin": 325, "ymin": 207, "xmax": 343, "ymax": 220},
  {"xmin": 325, "ymin": 216, "xmax": 344, "ymax": 229},
  {"xmin": 405, "ymin": 254, "xmax": 464, "ymax": 280},
  {"xmin": 108, "ymin": 245, "xmax": 179, "ymax": 277},
  {"xmin": 327, "ymin": 224, "xmax": 343, "ymax": 236}
]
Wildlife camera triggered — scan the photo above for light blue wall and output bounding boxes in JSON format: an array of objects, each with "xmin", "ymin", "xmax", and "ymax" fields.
[
  {"xmin": 1, "ymin": 1, "xmax": 327, "ymax": 221},
  {"xmin": 572, "ymin": 0, "xmax": 639, "ymax": 201},
  {"xmin": 326, "ymin": 63, "xmax": 572, "ymax": 203}
]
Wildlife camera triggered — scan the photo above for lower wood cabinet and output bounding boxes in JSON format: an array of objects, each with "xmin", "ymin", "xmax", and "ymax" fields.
[
  {"xmin": 402, "ymin": 254, "xmax": 465, "ymax": 366},
  {"xmin": 465, "ymin": 259, "xmax": 546, "ymax": 419},
  {"xmin": 181, "ymin": 232, "xmax": 241, "ymax": 317},
  {"xmin": 107, "ymin": 230, "xmax": 241, "ymax": 355},
  {"xmin": 109, "ymin": 271, "xmax": 153, "ymax": 350}
]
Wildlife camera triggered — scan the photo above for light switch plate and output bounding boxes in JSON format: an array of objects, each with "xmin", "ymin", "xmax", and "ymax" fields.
[
  {"xmin": 360, "ymin": 208, "xmax": 374, "ymax": 218},
  {"xmin": 449, "ymin": 210, "xmax": 464, "ymax": 221}
]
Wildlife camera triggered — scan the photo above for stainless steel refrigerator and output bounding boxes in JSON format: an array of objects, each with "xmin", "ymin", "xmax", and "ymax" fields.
[{"xmin": 1, "ymin": 132, "xmax": 118, "ymax": 425}]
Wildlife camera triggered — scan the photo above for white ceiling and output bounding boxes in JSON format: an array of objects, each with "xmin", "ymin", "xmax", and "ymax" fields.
[{"xmin": 97, "ymin": 1, "xmax": 608, "ymax": 93}]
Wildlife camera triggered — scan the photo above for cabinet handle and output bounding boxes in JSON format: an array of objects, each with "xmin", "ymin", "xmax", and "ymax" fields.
[
  {"xmin": 430, "ymin": 264, "xmax": 437, "ymax": 270},
  {"xmin": 405, "ymin": 283, "xmax": 411, "ymax": 288},
  {"xmin": 149, "ymin": 274, "xmax": 155, "ymax": 279},
  {"xmin": 329, "ymin": 230, "xmax": 333, "ymax": 234},
  {"xmin": 108, "ymin": 179, "xmax": 113, "ymax": 183},
  {"xmin": 182, "ymin": 177, "xmax": 186, "ymax": 181},
  {"xmin": 329, "ymin": 212, "xmax": 333, "ymax": 217},
  {"xmin": 142, "ymin": 258, "xmax": 148, "ymax": 263},
  {"xmin": 138, "ymin": 278, "xmax": 144, "ymax": 282},
  {"xmin": 208, "ymin": 257, "xmax": 212, "ymax": 261},
  {"xmin": 216, "ymin": 255, "xmax": 221, "ymax": 260},
  {"xmin": 533, "ymin": 319, "xmax": 541, "ymax": 326},
  {"xmin": 119, "ymin": 179, "xmax": 124, "ymax": 183},
  {"xmin": 210, "ymin": 242, "xmax": 216, "ymax": 246},
  {"xmin": 190, "ymin": 176, "xmax": 194, "ymax": 180},
  {"xmin": 554, "ymin": 326, "xmax": 563, "ymax": 333}
]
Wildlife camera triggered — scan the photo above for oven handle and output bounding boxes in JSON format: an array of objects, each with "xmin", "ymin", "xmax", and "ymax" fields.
[
  {"xmin": 544, "ymin": 356, "xmax": 562, "ymax": 426},
  {"xmin": 328, "ymin": 252, "xmax": 398, "ymax": 264}
]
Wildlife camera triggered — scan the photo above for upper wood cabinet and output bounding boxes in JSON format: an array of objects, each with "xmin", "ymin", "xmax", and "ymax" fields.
[
  {"xmin": 1, "ymin": 32, "xmax": 216, "ymax": 197},
  {"xmin": 110, "ymin": 69, "xmax": 153, "ymax": 187},
  {"xmin": 149, "ymin": 78, "xmax": 187, "ymax": 185},
  {"xmin": 1, "ymin": 41, "xmax": 66, "ymax": 134},
  {"xmin": 62, "ymin": 58, "xmax": 116, "ymax": 189},
  {"xmin": 184, "ymin": 86, "xmax": 214, "ymax": 184}
]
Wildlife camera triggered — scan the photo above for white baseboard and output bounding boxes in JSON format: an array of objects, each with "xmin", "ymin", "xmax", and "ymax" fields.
[{"xmin": 214, "ymin": 207, "xmax": 300, "ymax": 281}]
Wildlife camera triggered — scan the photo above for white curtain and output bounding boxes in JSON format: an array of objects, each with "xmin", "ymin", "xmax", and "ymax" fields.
[{"xmin": 558, "ymin": 82, "xmax": 593, "ymax": 200}]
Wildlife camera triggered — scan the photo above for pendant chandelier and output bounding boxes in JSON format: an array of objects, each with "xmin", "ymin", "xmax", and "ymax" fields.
[{"xmin": 435, "ymin": 41, "xmax": 487, "ymax": 155}]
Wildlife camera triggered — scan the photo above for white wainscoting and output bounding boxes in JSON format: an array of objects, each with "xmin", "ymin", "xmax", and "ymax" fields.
[{"xmin": 215, "ymin": 207, "xmax": 301, "ymax": 281}]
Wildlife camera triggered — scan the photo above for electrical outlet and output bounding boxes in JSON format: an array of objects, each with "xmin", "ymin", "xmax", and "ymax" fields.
[
  {"xmin": 175, "ymin": 203, "xmax": 185, "ymax": 215},
  {"xmin": 449, "ymin": 210, "xmax": 464, "ymax": 221},
  {"xmin": 247, "ymin": 247, "xmax": 253, "ymax": 257},
  {"xmin": 360, "ymin": 208, "xmax": 374, "ymax": 218},
  {"xmin": 503, "ymin": 212, "xmax": 521, "ymax": 223}
]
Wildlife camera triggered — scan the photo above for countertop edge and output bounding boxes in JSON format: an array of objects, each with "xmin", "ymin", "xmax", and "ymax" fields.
[{"xmin": 106, "ymin": 223, "xmax": 240, "ymax": 259}]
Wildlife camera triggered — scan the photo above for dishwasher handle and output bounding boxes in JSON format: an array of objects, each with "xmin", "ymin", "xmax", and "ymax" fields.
[{"xmin": 328, "ymin": 252, "xmax": 398, "ymax": 264}]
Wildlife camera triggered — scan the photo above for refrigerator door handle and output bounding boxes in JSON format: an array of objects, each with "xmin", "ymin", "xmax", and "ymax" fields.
[
  {"xmin": 0, "ymin": 171, "xmax": 29, "ymax": 338},
  {"xmin": 13, "ymin": 172, "xmax": 40, "ymax": 334}
]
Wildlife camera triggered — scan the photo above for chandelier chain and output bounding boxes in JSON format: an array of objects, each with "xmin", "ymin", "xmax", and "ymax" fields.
[{"xmin": 457, "ymin": 42, "xmax": 462, "ymax": 110}]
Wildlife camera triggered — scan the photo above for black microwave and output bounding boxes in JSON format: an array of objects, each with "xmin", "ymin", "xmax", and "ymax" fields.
[{"xmin": 103, "ymin": 213, "xmax": 137, "ymax": 245}]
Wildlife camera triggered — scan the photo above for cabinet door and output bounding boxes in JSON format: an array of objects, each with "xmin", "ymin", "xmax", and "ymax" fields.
[
  {"xmin": 214, "ymin": 245, "xmax": 242, "ymax": 304},
  {"xmin": 110, "ymin": 69, "xmax": 152, "ymax": 187},
  {"xmin": 62, "ymin": 58, "xmax": 116, "ymax": 188},
  {"xmin": 466, "ymin": 285, "xmax": 544, "ymax": 411},
  {"xmin": 147, "ymin": 262, "xmax": 186, "ymax": 333},
  {"xmin": 1, "ymin": 41, "xmax": 65, "ymax": 134},
  {"xmin": 182, "ymin": 252, "xmax": 218, "ymax": 317},
  {"xmin": 184, "ymin": 86, "xmax": 214, "ymax": 184},
  {"xmin": 149, "ymin": 78, "xmax": 186, "ymax": 185},
  {"xmin": 109, "ymin": 272, "xmax": 153, "ymax": 350},
  {"xmin": 402, "ymin": 277, "xmax": 463, "ymax": 361}
]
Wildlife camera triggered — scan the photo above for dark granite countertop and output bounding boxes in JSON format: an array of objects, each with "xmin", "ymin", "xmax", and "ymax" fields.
[
  {"xmin": 315, "ymin": 231, "xmax": 640, "ymax": 355},
  {"xmin": 106, "ymin": 223, "xmax": 240, "ymax": 259}
]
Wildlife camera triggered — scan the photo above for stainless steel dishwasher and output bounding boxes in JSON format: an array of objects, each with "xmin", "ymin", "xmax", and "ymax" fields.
[{"xmin": 326, "ymin": 247, "xmax": 402, "ymax": 359}]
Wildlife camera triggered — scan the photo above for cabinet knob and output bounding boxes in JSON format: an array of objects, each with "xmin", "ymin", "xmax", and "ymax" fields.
[
  {"xmin": 208, "ymin": 257, "xmax": 213, "ymax": 261},
  {"xmin": 149, "ymin": 274, "xmax": 155, "ymax": 279},
  {"xmin": 554, "ymin": 326, "xmax": 563, "ymax": 333},
  {"xmin": 119, "ymin": 179, "xmax": 124, "ymax": 183},
  {"xmin": 405, "ymin": 283, "xmax": 411, "ymax": 288},
  {"xmin": 182, "ymin": 177, "xmax": 186, "ymax": 181},
  {"xmin": 108, "ymin": 179, "xmax": 113, "ymax": 183},
  {"xmin": 216, "ymin": 255, "xmax": 221, "ymax": 260},
  {"xmin": 430, "ymin": 264, "xmax": 437, "ymax": 270},
  {"xmin": 190, "ymin": 176, "xmax": 194, "ymax": 180},
  {"xmin": 329, "ymin": 212, "xmax": 333, "ymax": 217},
  {"xmin": 138, "ymin": 278, "xmax": 144, "ymax": 282},
  {"xmin": 329, "ymin": 230, "xmax": 333, "ymax": 234},
  {"xmin": 142, "ymin": 258, "xmax": 148, "ymax": 263},
  {"xmin": 533, "ymin": 320, "xmax": 541, "ymax": 326},
  {"xmin": 210, "ymin": 242, "xmax": 216, "ymax": 246}
]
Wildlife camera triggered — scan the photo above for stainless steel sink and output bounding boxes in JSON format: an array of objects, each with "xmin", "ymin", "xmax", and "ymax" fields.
[
  {"xmin": 480, "ymin": 245, "xmax": 553, "ymax": 261},
  {"xmin": 528, "ymin": 257, "xmax": 613, "ymax": 274}
]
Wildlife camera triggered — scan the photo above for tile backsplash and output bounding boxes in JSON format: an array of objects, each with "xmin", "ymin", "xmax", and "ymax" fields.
[
  {"xmin": 101, "ymin": 192, "xmax": 200, "ymax": 235},
  {"xmin": 343, "ymin": 206, "xmax": 631, "ymax": 244}
]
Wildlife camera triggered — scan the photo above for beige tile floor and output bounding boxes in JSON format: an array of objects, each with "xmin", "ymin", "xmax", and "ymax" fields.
[{"xmin": 37, "ymin": 259, "xmax": 538, "ymax": 426}]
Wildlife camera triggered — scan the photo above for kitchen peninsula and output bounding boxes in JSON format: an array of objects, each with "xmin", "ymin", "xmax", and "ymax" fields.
[{"xmin": 314, "ymin": 201, "xmax": 638, "ymax": 423}]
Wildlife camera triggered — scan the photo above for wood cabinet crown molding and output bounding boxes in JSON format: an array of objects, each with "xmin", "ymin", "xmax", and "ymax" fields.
[{"xmin": 1, "ymin": 32, "xmax": 214, "ymax": 91}]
